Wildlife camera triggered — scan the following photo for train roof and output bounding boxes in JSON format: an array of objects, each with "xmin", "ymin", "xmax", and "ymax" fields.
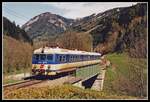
[{"xmin": 33, "ymin": 47, "xmax": 101, "ymax": 56}]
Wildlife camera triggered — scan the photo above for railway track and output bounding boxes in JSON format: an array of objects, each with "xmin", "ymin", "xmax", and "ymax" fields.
[{"xmin": 3, "ymin": 79, "xmax": 47, "ymax": 90}]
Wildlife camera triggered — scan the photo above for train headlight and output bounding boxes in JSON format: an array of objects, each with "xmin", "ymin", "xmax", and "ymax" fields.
[{"xmin": 48, "ymin": 65, "xmax": 51, "ymax": 69}]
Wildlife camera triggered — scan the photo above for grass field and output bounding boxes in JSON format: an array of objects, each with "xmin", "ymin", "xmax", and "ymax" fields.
[{"xmin": 103, "ymin": 53, "xmax": 147, "ymax": 97}]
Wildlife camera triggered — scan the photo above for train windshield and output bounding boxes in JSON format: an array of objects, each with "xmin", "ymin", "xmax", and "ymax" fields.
[{"xmin": 32, "ymin": 54, "xmax": 53, "ymax": 61}]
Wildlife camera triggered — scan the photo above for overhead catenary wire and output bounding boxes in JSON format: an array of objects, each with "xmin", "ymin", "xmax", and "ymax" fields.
[
  {"xmin": 4, "ymin": 7, "xmax": 30, "ymax": 20},
  {"xmin": 3, "ymin": 7, "xmax": 31, "ymax": 26},
  {"xmin": 4, "ymin": 10, "xmax": 29, "ymax": 22}
]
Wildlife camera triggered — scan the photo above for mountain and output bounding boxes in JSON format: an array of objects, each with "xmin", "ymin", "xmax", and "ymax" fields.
[
  {"xmin": 22, "ymin": 12, "xmax": 74, "ymax": 42},
  {"xmin": 22, "ymin": 3, "xmax": 147, "ymax": 57},
  {"xmin": 3, "ymin": 17, "xmax": 32, "ymax": 44}
]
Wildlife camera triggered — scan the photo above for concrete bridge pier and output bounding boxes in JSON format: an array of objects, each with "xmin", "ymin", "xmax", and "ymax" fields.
[
  {"xmin": 71, "ymin": 69, "xmax": 106, "ymax": 91},
  {"xmin": 91, "ymin": 69, "xmax": 106, "ymax": 91}
]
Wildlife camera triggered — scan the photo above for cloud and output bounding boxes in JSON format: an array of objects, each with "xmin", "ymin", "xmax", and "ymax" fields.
[{"xmin": 41, "ymin": 2, "xmax": 138, "ymax": 19}]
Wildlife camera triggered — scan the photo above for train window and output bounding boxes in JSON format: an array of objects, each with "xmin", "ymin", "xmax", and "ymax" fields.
[
  {"xmin": 62, "ymin": 55, "xmax": 66, "ymax": 62},
  {"xmin": 93, "ymin": 56, "xmax": 95, "ymax": 60},
  {"xmin": 81, "ymin": 55, "xmax": 84, "ymax": 61},
  {"xmin": 47, "ymin": 55, "xmax": 53, "ymax": 61},
  {"xmin": 66, "ymin": 55, "xmax": 69, "ymax": 62},
  {"xmin": 76, "ymin": 55, "xmax": 78, "ymax": 61},
  {"xmin": 88, "ymin": 56, "xmax": 90, "ymax": 60},
  {"xmin": 95, "ymin": 56, "xmax": 97, "ymax": 59},
  {"xmin": 75, "ymin": 55, "xmax": 78, "ymax": 61},
  {"xmin": 75, "ymin": 55, "xmax": 77, "ymax": 61},
  {"xmin": 92, "ymin": 55, "xmax": 94, "ymax": 60},
  {"xmin": 71, "ymin": 55, "xmax": 74, "ymax": 62},
  {"xmin": 71, "ymin": 56, "xmax": 73, "ymax": 61},
  {"xmin": 69, "ymin": 55, "xmax": 73, "ymax": 62},
  {"xmin": 73, "ymin": 55, "xmax": 75, "ymax": 62},
  {"xmin": 78, "ymin": 55, "xmax": 80, "ymax": 61},
  {"xmin": 58, "ymin": 55, "xmax": 66, "ymax": 62},
  {"xmin": 77, "ymin": 55, "xmax": 79, "ymax": 61},
  {"xmin": 58, "ymin": 55, "xmax": 62, "ymax": 62},
  {"xmin": 86, "ymin": 55, "xmax": 88, "ymax": 60},
  {"xmin": 84, "ymin": 55, "xmax": 87, "ymax": 61},
  {"xmin": 82, "ymin": 55, "xmax": 84, "ymax": 61},
  {"xmin": 83, "ymin": 55, "xmax": 85, "ymax": 61},
  {"xmin": 90, "ymin": 56, "xmax": 92, "ymax": 60},
  {"xmin": 79, "ymin": 55, "xmax": 82, "ymax": 61},
  {"xmin": 74, "ymin": 56, "xmax": 76, "ymax": 61},
  {"xmin": 33, "ymin": 54, "xmax": 39, "ymax": 60},
  {"xmin": 40, "ymin": 54, "xmax": 46, "ymax": 60}
]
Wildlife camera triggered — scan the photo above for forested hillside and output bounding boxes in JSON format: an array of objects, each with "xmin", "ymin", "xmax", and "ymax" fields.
[
  {"xmin": 3, "ymin": 17, "xmax": 33, "ymax": 75},
  {"xmin": 3, "ymin": 17, "xmax": 32, "ymax": 44},
  {"xmin": 71, "ymin": 3, "xmax": 147, "ymax": 57}
]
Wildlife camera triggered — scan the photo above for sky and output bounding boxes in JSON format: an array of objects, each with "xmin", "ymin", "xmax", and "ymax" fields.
[{"xmin": 2, "ymin": 2, "xmax": 138, "ymax": 26}]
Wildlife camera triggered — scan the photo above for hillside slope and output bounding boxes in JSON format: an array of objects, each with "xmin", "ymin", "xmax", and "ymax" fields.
[{"xmin": 72, "ymin": 3, "xmax": 147, "ymax": 57}]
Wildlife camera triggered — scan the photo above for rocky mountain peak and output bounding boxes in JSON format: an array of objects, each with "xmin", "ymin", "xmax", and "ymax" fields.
[{"xmin": 22, "ymin": 12, "xmax": 74, "ymax": 40}]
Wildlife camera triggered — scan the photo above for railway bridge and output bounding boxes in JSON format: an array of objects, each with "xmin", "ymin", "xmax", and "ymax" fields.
[{"xmin": 66, "ymin": 56, "xmax": 110, "ymax": 91}]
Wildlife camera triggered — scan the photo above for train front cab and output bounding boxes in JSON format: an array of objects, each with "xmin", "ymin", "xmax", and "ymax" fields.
[{"xmin": 32, "ymin": 54, "xmax": 57, "ymax": 75}]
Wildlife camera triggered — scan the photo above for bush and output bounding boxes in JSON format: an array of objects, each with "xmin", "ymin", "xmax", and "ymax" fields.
[{"xmin": 4, "ymin": 85, "xmax": 136, "ymax": 99}]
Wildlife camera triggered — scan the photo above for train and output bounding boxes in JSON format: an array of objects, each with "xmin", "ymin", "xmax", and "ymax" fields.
[{"xmin": 31, "ymin": 47, "xmax": 102, "ymax": 76}]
